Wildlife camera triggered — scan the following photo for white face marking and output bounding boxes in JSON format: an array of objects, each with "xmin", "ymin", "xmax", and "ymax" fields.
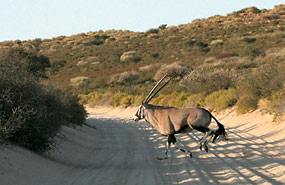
[{"xmin": 133, "ymin": 105, "xmax": 143, "ymax": 121}]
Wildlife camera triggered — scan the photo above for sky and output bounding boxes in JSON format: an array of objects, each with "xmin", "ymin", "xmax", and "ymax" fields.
[{"xmin": 0, "ymin": 0, "xmax": 284, "ymax": 41}]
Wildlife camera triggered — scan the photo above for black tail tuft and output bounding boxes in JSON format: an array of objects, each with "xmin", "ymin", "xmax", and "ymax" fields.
[
  {"xmin": 202, "ymin": 108, "xmax": 228, "ymax": 143},
  {"xmin": 205, "ymin": 109, "xmax": 227, "ymax": 143},
  {"xmin": 212, "ymin": 122, "xmax": 227, "ymax": 143}
]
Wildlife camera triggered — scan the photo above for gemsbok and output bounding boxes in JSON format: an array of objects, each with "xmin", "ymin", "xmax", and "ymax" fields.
[{"xmin": 133, "ymin": 74, "xmax": 227, "ymax": 159}]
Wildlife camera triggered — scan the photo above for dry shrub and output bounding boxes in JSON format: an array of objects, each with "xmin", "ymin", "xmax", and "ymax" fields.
[
  {"xmin": 138, "ymin": 64, "xmax": 157, "ymax": 71},
  {"xmin": 70, "ymin": 76, "xmax": 90, "ymax": 87},
  {"xmin": 109, "ymin": 71, "xmax": 139, "ymax": 85},
  {"xmin": 154, "ymin": 61, "xmax": 193, "ymax": 80},
  {"xmin": 265, "ymin": 47, "xmax": 285, "ymax": 60},
  {"xmin": 203, "ymin": 57, "xmax": 216, "ymax": 63},
  {"xmin": 210, "ymin": 39, "xmax": 224, "ymax": 46},
  {"xmin": 269, "ymin": 88, "xmax": 285, "ymax": 120},
  {"xmin": 120, "ymin": 51, "xmax": 141, "ymax": 63},
  {"xmin": 180, "ymin": 67, "xmax": 236, "ymax": 94}
]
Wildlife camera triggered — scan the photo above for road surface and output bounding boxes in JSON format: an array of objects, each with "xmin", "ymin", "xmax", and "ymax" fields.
[{"xmin": 0, "ymin": 107, "xmax": 284, "ymax": 184}]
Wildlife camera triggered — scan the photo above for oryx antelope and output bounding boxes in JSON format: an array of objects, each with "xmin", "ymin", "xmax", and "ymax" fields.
[{"xmin": 133, "ymin": 74, "xmax": 227, "ymax": 159}]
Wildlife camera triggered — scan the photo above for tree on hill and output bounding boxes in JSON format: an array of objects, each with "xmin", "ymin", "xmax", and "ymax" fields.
[{"xmin": 2, "ymin": 48, "xmax": 51, "ymax": 78}]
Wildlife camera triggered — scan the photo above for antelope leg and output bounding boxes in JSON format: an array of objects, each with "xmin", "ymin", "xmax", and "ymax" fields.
[
  {"xmin": 173, "ymin": 139, "xmax": 192, "ymax": 158},
  {"xmin": 199, "ymin": 131, "xmax": 210, "ymax": 150},
  {"xmin": 156, "ymin": 141, "xmax": 170, "ymax": 160},
  {"xmin": 199, "ymin": 130, "xmax": 215, "ymax": 152},
  {"xmin": 164, "ymin": 141, "xmax": 171, "ymax": 159},
  {"xmin": 204, "ymin": 132, "xmax": 214, "ymax": 148}
]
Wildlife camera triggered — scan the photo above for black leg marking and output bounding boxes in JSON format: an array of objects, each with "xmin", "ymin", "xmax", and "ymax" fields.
[
  {"xmin": 168, "ymin": 134, "xmax": 177, "ymax": 144},
  {"xmin": 161, "ymin": 134, "xmax": 193, "ymax": 159},
  {"xmin": 191, "ymin": 125, "xmax": 210, "ymax": 133},
  {"xmin": 204, "ymin": 145, "xmax": 208, "ymax": 152},
  {"xmin": 175, "ymin": 124, "xmax": 190, "ymax": 134}
]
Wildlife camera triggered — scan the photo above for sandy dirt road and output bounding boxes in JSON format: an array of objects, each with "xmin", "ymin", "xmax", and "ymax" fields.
[{"xmin": 0, "ymin": 107, "xmax": 284, "ymax": 185}]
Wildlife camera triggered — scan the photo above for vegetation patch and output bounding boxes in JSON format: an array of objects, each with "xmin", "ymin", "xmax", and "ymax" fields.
[
  {"xmin": 0, "ymin": 49, "xmax": 86, "ymax": 152},
  {"xmin": 205, "ymin": 88, "xmax": 238, "ymax": 111},
  {"xmin": 1, "ymin": 5, "xmax": 285, "ymax": 119}
]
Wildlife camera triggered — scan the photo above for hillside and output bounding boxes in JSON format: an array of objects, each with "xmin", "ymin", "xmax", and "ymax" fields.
[{"xmin": 0, "ymin": 5, "xmax": 284, "ymax": 115}]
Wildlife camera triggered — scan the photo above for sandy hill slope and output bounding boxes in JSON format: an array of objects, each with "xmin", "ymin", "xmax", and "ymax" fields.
[
  {"xmin": 0, "ymin": 107, "xmax": 284, "ymax": 185},
  {"xmin": 1, "ymin": 5, "xmax": 284, "ymax": 96}
]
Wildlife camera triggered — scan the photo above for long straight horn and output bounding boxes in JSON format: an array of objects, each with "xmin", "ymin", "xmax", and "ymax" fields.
[
  {"xmin": 146, "ymin": 77, "xmax": 172, "ymax": 103},
  {"xmin": 143, "ymin": 74, "xmax": 168, "ymax": 103}
]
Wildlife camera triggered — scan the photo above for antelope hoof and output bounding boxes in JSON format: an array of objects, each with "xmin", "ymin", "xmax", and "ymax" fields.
[
  {"xmin": 200, "ymin": 143, "xmax": 208, "ymax": 152},
  {"xmin": 204, "ymin": 145, "xmax": 208, "ymax": 152},
  {"xmin": 186, "ymin": 151, "xmax": 192, "ymax": 158},
  {"xmin": 156, "ymin": 156, "xmax": 168, "ymax": 160}
]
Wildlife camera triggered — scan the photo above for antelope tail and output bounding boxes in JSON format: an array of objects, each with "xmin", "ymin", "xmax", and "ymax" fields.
[{"xmin": 209, "ymin": 113, "xmax": 227, "ymax": 143}]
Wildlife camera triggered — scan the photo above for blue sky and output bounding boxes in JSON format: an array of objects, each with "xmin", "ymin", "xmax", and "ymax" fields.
[{"xmin": 0, "ymin": 0, "xmax": 284, "ymax": 41}]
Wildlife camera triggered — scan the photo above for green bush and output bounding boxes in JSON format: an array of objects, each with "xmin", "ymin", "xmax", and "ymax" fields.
[
  {"xmin": 236, "ymin": 61, "xmax": 285, "ymax": 114},
  {"xmin": 0, "ymin": 51, "xmax": 86, "ymax": 152},
  {"xmin": 146, "ymin": 28, "xmax": 160, "ymax": 34},
  {"xmin": 111, "ymin": 93, "xmax": 127, "ymax": 107},
  {"xmin": 79, "ymin": 91, "xmax": 103, "ymax": 105},
  {"xmin": 134, "ymin": 94, "xmax": 145, "ymax": 106},
  {"xmin": 81, "ymin": 91, "xmax": 145, "ymax": 107},
  {"xmin": 242, "ymin": 46, "xmax": 264, "ymax": 60},
  {"xmin": 50, "ymin": 60, "xmax": 66, "ymax": 75},
  {"xmin": 110, "ymin": 93, "xmax": 136, "ymax": 108},
  {"xmin": 242, "ymin": 37, "xmax": 256, "ymax": 43},
  {"xmin": 236, "ymin": 95, "xmax": 259, "ymax": 114},
  {"xmin": 205, "ymin": 88, "xmax": 238, "ymax": 111},
  {"xmin": 60, "ymin": 91, "xmax": 86, "ymax": 126},
  {"xmin": 185, "ymin": 93, "xmax": 206, "ymax": 107},
  {"xmin": 257, "ymin": 63, "xmax": 284, "ymax": 98},
  {"xmin": 2, "ymin": 48, "xmax": 51, "ymax": 78},
  {"xmin": 149, "ymin": 92, "xmax": 189, "ymax": 108},
  {"xmin": 120, "ymin": 94, "xmax": 135, "ymax": 108},
  {"xmin": 269, "ymin": 89, "xmax": 285, "ymax": 119},
  {"xmin": 236, "ymin": 74, "xmax": 261, "ymax": 113},
  {"xmin": 174, "ymin": 92, "xmax": 188, "ymax": 107}
]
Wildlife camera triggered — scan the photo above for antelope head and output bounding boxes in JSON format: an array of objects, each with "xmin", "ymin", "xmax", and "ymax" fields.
[
  {"xmin": 133, "ymin": 74, "xmax": 171, "ymax": 122},
  {"xmin": 133, "ymin": 105, "xmax": 144, "ymax": 121}
]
